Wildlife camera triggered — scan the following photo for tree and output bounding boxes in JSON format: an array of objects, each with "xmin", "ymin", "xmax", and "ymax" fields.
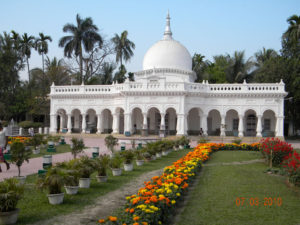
[
  {"xmin": 113, "ymin": 64, "xmax": 126, "ymax": 83},
  {"xmin": 282, "ymin": 14, "xmax": 300, "ymax": 58},
  {"xmin": 70, "ymin": 137, "xmax": 85, "ymax": 159},
  {"xmin": 20, "ymin": 33, "xmax": 35, "ymax": 81},
  {"xmin": 192, "ymin": 53, "xmax": 211, "ymax": 82},
  {"xmin": 35, "ymin": 33, "xmax": 52, "ymax": 74},
  {"xmin": 59, "ymin": 14, "xmax": 103, "ymax": 83},
  {"xmin": 111, "ymin": 30, "xmax": 135, "ymax": 67}
]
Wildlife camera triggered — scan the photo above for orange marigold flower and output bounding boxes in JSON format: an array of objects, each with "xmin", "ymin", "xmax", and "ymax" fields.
[
  {"xmin": 150, "ymin": 195, "xmax": 158, "ymax": 203},
  {"xmin": 98, "ymin": 219, "xmax": 105, "ymax": 223},
  {"xmin": 125, "ymin": 208, "xmax": 129, "ymax": 212},
  {"xmin": 130, "ymin": 208, "xmax": 135, "ymax": 213},
  {"xmin": 133, "ymin": 223, "xmax": 139, "ymax": 225},
  {"xmin": 108, "ymin": 216, "xmax": 117, "ymax": 222},
  {"xmin": 133, "ymin": 216, "xmax": 140, "ymax": 221},
  {"xmin": 142, "ymin": 222, "xmax": 148, "ymax": 225}
]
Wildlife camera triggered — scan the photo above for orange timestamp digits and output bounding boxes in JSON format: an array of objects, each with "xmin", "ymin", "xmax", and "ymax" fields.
[{"xmin": 235, "ymin": 197, "xmax": 282, "ymax": 206}]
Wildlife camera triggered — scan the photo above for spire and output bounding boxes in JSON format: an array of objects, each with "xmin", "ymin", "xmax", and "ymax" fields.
[{"xmin": 163, "ymin": 10, "xmax": 172, "ymax": 40}]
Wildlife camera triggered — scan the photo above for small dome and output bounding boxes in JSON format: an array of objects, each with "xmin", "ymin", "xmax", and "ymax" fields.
[
  {"xmin": 142, "ymin": 12, "xmax": 192, "ymax": 72},
  {"xmin": 143, "ymin": 39, "xmax": 192, "ymax": 71}
]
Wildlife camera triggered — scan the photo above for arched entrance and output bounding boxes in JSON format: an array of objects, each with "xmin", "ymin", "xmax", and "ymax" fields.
[
  {"xmin": 86, "ymin": 109, "xmax": 97, "ymax": 133},
  {"xmin": 165, "ymin": 108, "xmax": 177, "ymax": 135},
  {"xmin": 132, "ymin": 108, "xmax": 143, "ymax": 135},
  {"xmin": 187, "ymin": 108, "xmax": 200, "ymax": 135},
  {"xmin": 71, "ymin": 109, "xmax": 82, "ymax": 133},
  {"xmin": 207, "ymin": 109, "xmax": 221, "ymax": 136},
  {"xmin": 147, "ymin": 107, "xmax": 161, "ymax": 135},
  {"xmin": 102, "ymin": 109, "xmax": 113, "ymax": 133},
  {"xmin": 262, "ymin": 110, "xmax": 276, "ymax": 137},
  {"xmin": 56, "ymin": 109, "xmax": 67, "ymax": 133},
  {"xmin": 225, "ymin": 109, "xmax": 239, "ymax": 136},
  {"xmin": 245, "ymin": 109, "xmax": 257, "ymax": 137}
]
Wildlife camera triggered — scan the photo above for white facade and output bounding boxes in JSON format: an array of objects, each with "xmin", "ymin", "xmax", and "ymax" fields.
[{"xmin": 49, "ymin": 13, "xmax": 287, "ymax": 137}]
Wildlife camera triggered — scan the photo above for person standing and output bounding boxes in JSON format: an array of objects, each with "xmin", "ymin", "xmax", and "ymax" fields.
[{"xmin": 0, "ymin": 123, "xmax": 10, "ymax": 172}]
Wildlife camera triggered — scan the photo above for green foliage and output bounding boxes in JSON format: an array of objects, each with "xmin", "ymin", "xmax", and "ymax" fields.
[
  {"xmin": 18, "ymin": 121, "xmax": 42, "ymax": 129},
  {"xmin": 10, "ymin": 141, "xmax": 31, "ymax": 176},
  {"xmin": 27, "ymin": 134, "xmax": 44, "ymax": 149},
  {"xmin": 0, "ymin": 178, "xmax": 24, "ymax": 212},
  {"xmin": 121, "ymin": 150, "xmax": 135, "ymax": 164},
  {"xmin": 47, "ymin": 135, "xmax": 61, "ymax": 143},
  {"xmin": 135, "ymin": 150, "xmax": 144, "ymax": 160},
  {"xmin": 109, "ymin": 153, "xmax": 123, "ymax": 169},
  {"xmin": 232, "ymin": 138, "xmax": 242, "ymax": 145},
  {"xmin": 70, "ymin": 137, "xmax": 85, "ymax": 159},
  {"xmin": 178, "ymin": 136, "xmax": 189, "ymax": 146},
  {"xmin": 73, "ymin": 156, "xmax": 95, "ymax": 178},
  {"xmin": 37, "ymin": 167, "xmax": 65, "ymax": 194},
  {"xmin": 198, "ymin": 137, "xmax": 209, "ymax": 144},
  {"xmin": 94, "ymin": 154, "xmax": 110, "ymax": 176},
  {"xmin": 55, "ymin": 160, "xmax": 80, "ymax": 186},
  {"xmin": 105, "ymin": 135, "xmax": 118, "ymax": 153}
]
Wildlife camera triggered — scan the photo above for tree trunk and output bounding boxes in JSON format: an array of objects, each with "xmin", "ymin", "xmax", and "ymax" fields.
[
  {"xmin": 18, "ymin": 166, "xmax": 21, "ymax": 177},
  {"xmin": 42, "ymin": 52, "xmax": 45, "ymax": 75},
  {"xmin": 79, "ymin": 45, "xmax": 83, "ymax": 83},
  {"xmin": 27, "ymin": 56, "xmax": 30, "ymax": 81}
]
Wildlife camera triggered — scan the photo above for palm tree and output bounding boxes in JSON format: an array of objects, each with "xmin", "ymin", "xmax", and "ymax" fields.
[
  {"xmin": 255, "ymin": 47, "xmax": 278, "ymax": 66},
  {"xmin": 192, "ymin": 53, "xmax": 211, "ymax": 82},
  {"xmin": 20, "ymin": 33, "xmax": 35, "ymax": 81},
  {"xmin": 282, "ymin": 14, "xmax": 300, "ymax": 57},
  {"xmin": 10, "ymin": 30, "xmax": 21, "ymax": 50},
  {"xmin": 111, "ymin": 30, "xmax": 135, "ymax": 67},
  {"xmin": 35, "ymin": 33, "xmax": 52, "ymax": 74},
  {"xmin": 59, "ymin": 14, "xmax": 103, "ymax": 83},
  {"xmin": 229, "ymin": 51, "xmax": 253, "ymax": 83}
]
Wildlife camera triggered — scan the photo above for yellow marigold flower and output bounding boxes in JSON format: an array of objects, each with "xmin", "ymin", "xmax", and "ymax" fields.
[
  {"xmin": 158, "ymin": 221, "xmax": 162, "ymax": 224},
  {"xmin": 171, "ymin": 200, "xmax": 176, "ymax": 204},
  {"xmin": 126, "ymin": 196, "xmax": 131, "ymax": 200}
]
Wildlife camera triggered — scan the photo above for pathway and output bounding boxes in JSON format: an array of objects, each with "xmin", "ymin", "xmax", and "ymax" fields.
[{"xmin": 32, "ymin": 168, "xmax": 164, "ymax": 225}]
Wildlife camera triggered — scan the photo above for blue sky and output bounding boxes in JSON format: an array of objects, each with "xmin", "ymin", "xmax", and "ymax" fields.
[{"xmin": 1, "ymin": 0, "xmax": 299, "ymax": 80}]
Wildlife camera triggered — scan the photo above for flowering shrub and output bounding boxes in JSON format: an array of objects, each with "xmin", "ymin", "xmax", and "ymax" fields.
[
  {"xmin": 98, "ymin": 142, "xmax": 258, "ymax": 224},
  {"xmin": 7, "ymin": 136, "xmax": 31, "ymax": 145},
  {"xmin": 282, "ymin": 151, "xmax": 300, "ymax": 186},
  {"xmin": 260, "ymin": 138, "xmax": 293, "ymax": 167}
]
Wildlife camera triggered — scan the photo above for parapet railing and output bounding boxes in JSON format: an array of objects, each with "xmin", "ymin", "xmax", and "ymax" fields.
[{"xmin": 50, "ymin": 81, "xmax": 286, "ymax": 95}]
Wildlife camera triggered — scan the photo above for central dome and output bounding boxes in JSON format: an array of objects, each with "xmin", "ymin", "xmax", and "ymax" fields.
[{"xmin": 142, "ymin": 13, "xmax": 192, "ymax": 72}]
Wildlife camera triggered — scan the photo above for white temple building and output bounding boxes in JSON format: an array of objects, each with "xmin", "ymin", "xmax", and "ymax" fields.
[{"xmin": 49, "ymin": 13, "xmax": 287, "ymax": 138}]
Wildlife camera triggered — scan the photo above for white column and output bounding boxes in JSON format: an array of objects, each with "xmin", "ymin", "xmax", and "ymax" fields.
[
  {"xmin": 176, "ymin": 114, "xmax": 184, "ymax": 135},
  {"xmin": 59, "ymin": 115, "xmax": 64, "ymax": 132},
  {"xmin": 275, "ymin": 116, "xmax": 284, "ymax": 137},
  {"xmin": 142, "ymin": 113, "xmax": 147, "ymax": 129},
  {"xmin": 112, "ymin": 113, "xmax": 119, "ymax": 134},
  {"xmin": 67, "ymin": 114, "xmax": 72, "ymax": 133},
  {"xmin": 256, "ymin": 115, "xmax": 262, "ymax": 137},
  {"xmin": 124, "ymin": 113, "xmax": 132, "ymax": 134},
  {"xmin": 97, "ymin": 114, "xmax": 102, "ymax": 134},
  {"xmin": 160, "ymin": 113, "xmax": 165, "ymax": 130},
  {"xmin": 238, "ymin": 114, "xmax": 244, "ymax": 137},
  {"xmin": 184, "ymin": 114, "xmax": 188, "ymax": 135},
  {"xmin": 50, "ymin": 114, "xmax": 57, "ymax": 133},
  {"xmin": 220, "ymin": 114, "xmax": 226, "ymax": 137},
  {"xmin": 82, "ymin": 113, "xmax": 86, "ymax": 133},
  {"xmin": 202, "ymin": 114, "xmax": 208, "ymax": 136}
]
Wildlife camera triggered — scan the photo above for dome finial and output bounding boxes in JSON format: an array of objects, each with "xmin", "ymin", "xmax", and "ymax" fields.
[{"xmin": 163, "ymin": 10, "xmax": 172, "ymax": 40}]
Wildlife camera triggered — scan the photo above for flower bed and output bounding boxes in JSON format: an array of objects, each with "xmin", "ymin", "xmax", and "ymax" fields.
[
  {"xmin": 7, "ymin": 136, "xmax": 31, "ymax": 145},
  {"xmin": 98, "ymin": 143, "xmax": 259, "ymax": 225}
]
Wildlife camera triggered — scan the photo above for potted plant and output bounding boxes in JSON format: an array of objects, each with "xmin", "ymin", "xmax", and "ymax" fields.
[
  {"xmin": 121, "ymin": 150, "xmax": 135, "ymax": 171},
  {"xmin": 74, "ymin": 156, "xmax": 95, "ymax": 188},
  {"xmin": 174, "ymin": 139, "xmax": 180, "ymax": 151},
  {"xmin": 27, "ymin": 134, "xmax": 44, "ymax": 154},
  {"xmin": 109, "ymin": 153, "xmax": 123, "ymax": 176},
  {"xmin": 37, "ymin": 167, "xmax": 65, "ymax": 205},
  {"xmin": 151, "ymin": 142, "xmax": 162, "ymax": 158},
  {"xmin": 0, "ymin": 178, "xmax": 24, "ymax": 225},
  {"xmin": 104, "ymin": 135, "xmax": 118, "ymax": 153},
  {"xmin": 10, "ymin": 141, "xmax": 31, "ymax": 184},
  {"xmin": 94, "ymin": 154, "xmax": 110, "ymax": 182},
  {"xmin": 70, "ymin": 137, "xmax": 85, "ymax": 159},
  {"xmin": 56, "ymin": 160, "xmax": 80, "ymax": 195},
  {"xmin": 135, "ymin": 150, "xmax": 145, "ymax": 166}
]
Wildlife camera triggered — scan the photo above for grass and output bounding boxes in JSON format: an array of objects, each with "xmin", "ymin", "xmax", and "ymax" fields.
[
  {"xmin": 176, "ymin": 151, "xmax": 300, "ymax": 225},
  {"xmin": 295, "ymin": 148, "xmax": 300, "ymax": 154},
  {"xmin": 28, "ymin": 144, "xmax": 71, "ymax": 159},
  {"xmin": 17, "ymin": 149, "xmax": 191, "ymax": 225},
  {"xmin": 205, "ymin": 151, "xmax": 262, "ymax": 164}
]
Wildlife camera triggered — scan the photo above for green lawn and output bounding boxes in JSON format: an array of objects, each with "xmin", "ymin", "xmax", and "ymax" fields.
[
  {"xmin": 17, "ymin": 149, "xmax": 191, "ymax": 225},
  {"xmin": 176, "ymin": 151, "xmax": 300, "ymax": 225},
  {"xmin": 295, "ymin": 148, "xmax": 300, "ymax": 154},
  {"xmin": 29, "ymin": 144, "xmax": 71, "ymax": 158}
]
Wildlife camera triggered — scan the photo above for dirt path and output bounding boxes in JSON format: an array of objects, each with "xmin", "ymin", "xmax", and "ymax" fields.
[{"xmin": 34, "ymin": 168, "xmax": 164, "ymax": 225}]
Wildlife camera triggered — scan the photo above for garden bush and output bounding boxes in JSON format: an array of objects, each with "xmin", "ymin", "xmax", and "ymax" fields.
[
  {"xmin": 260, "ymin": 138, "xmax": 293, "ymax": 167},
  {"xmin": 282, "ymin": 151, "xmax": 300, "ymax": 186},
  {"xmin": 18, "ymin": 121, "xmax": 42, "ymax": 129}
]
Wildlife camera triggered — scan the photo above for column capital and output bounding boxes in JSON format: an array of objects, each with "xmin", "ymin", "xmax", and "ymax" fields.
[
  {"xmin": 160, "ymin": 113, "xmax": 166, "ymax": 116},
  {"xmin": 96, "ymin": 113, "xmax": 101, "ymax": 116},
  {"xmin": 81, "ymin": 113, "xmax": 86, "ymax": 116},
  {"xmin": 277, "ymin": 116, "xmax": 284, "ymax": 119},
  {"xmin": 257, "ymin": 114, "xmax": 262, "ymax": 118},
  {"xmin": 124, "ymin": 113, "xmax": 132, "ymax": 116},
  {"xmin": 238, "ymin": 114, "xmax": 244, "ymax": 118}
]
